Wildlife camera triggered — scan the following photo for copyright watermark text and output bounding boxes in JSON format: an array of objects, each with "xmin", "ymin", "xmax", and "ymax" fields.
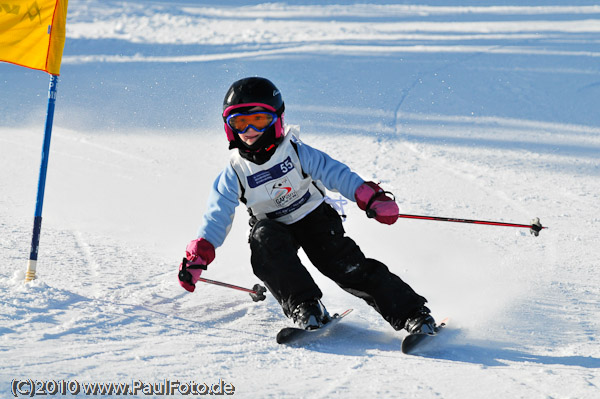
[{"xmin": 10, "ymin": 378, "xmax": 235, "ymax": 397}]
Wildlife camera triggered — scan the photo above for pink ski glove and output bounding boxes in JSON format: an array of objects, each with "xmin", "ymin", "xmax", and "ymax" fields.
[
  {"xmin": 178, "ymin": 261, "xmax": 203, "ymax": 292},
  {"xmin": 178, "ymin": 238, "xmax": 215, "ymax": 292},
  {"xmin": 355, "ymin": 181, "xmax": 399, "ymax": 225},
  {"xmin": 185, "ymin": 238, "xmax": 215, "ymax": 266}
]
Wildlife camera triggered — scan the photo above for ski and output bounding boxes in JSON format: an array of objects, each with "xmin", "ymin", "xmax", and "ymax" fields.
[
  {"xmin": 276, "ymin": 309, "xmax": 353, "ymax": 344},
  {"xmin": 401, "ymin": 317, "xmax": 448, "ymax": 354}
]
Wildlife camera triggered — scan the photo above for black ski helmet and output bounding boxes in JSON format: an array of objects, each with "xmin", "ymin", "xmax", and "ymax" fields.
[{"xmin": 222, "ymin": 77, "xmax": 285, "ymax": 143}]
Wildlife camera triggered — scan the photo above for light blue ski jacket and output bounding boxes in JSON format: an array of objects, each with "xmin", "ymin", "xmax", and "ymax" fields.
[{"xmin": 198, "ymin": 127, "xmax": 364, "ymax": 248}]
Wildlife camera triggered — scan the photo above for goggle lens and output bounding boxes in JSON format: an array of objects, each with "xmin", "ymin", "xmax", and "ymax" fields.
[{"xmin": 227, "ymin": 112, "xmax": 276, "ymax": 134}]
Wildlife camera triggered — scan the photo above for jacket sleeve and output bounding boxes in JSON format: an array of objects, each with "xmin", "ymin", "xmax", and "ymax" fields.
[
  {"xmin": 197, "ymin": 164, "xmax": 240, "ymax": 248},
  {"xmin": 294, "ymin": 138, "xmax": 364, "ymax": 202}
]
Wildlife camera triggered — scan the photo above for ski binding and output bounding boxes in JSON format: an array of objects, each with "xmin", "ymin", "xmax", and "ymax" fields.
[
  {"xmin": 401, "ymin": 317, "xmax": 449, "ymax": 354},
  {"xmin": 276, "ymin": 309, "xmax": 353, "ymax": 344}
]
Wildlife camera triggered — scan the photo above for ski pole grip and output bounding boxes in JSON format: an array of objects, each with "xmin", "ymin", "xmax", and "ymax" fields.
[
  {"xmin": 179, "ymin": 258, "xmax": 207, "ymax": 284},
  {"xmin": 365, "ymin": 189, "xmax": 395, "ymax": 219},
  {"xmin": 182, "ymin": 257, "xmax": 208, "ymax": 270}
]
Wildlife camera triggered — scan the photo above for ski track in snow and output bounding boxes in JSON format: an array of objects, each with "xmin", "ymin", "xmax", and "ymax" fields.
[{"xmin": 2, "ymin": 1, "xmax": 600, "ymax": 398}]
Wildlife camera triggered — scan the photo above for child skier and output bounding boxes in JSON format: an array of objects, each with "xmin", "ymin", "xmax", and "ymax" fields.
[{"xmin": 179, "ymin": 77, "xmax": 435, "ymax": 334}]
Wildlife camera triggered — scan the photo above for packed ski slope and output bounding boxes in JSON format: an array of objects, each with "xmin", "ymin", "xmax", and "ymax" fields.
[{"xmin": 1, "ymin": 1, "xmax": 599, "ymax": 398}]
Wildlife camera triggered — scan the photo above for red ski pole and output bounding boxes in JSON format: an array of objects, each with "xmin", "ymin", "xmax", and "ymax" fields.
[
  {"xmin": 364, "ymin": 189, "xmax": 547, "ymax": 236},
  {"xmin": 196, "ymin": 276, "xmax": 266, "ymax": 297},
  {"xmin": 394, "ymin": 214, "xmax": 547, "ymax": 236},
  {"xmin": 179, "ymin": 258, "xmax": 267, "ymax": 301}
]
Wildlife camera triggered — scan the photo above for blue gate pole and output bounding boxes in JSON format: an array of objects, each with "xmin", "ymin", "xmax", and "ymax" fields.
[{"xmin": 25, "ymin": 74, "xmax": 59, "ymax": 282}]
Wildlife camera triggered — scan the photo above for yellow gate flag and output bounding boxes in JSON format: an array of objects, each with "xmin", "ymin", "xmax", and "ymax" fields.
[{"xmin": 0, "ymin": 0, "xmax": 69, "ymax": 75}]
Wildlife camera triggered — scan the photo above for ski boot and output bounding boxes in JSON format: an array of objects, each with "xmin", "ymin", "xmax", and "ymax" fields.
[
  {"xmin": 291, "ymin": 299, "xmax": 331, "ymax": 330},
  {"xmin": 404, "ymin": 306, "xmax": 436, "ymax": 335}
]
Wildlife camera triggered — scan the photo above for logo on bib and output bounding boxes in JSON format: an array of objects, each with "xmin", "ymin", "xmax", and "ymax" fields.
[{"xmin": 268, "ymin": 177, "xmax": 299, "ymax": 207}]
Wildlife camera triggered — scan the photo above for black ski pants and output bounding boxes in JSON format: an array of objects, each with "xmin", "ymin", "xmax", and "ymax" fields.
[{"xmin": 249, "ymin": 202, "xmax": 427, "ymax": 330}]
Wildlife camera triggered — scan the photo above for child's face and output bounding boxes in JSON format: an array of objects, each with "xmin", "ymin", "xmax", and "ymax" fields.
[{"xmin": 238, "ymin": 127, "xmax": 264, "ymax": 146}]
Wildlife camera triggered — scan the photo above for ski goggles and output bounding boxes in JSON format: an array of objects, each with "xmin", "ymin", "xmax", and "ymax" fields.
[{"xmin": 226, "ymin": 111, "xmax": 278, "ymax": 134}]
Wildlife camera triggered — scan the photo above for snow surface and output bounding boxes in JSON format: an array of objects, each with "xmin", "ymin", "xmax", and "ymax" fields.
[{"xmin": 1, "ymin": 1, "xmax": 600, "ymax": 398}]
